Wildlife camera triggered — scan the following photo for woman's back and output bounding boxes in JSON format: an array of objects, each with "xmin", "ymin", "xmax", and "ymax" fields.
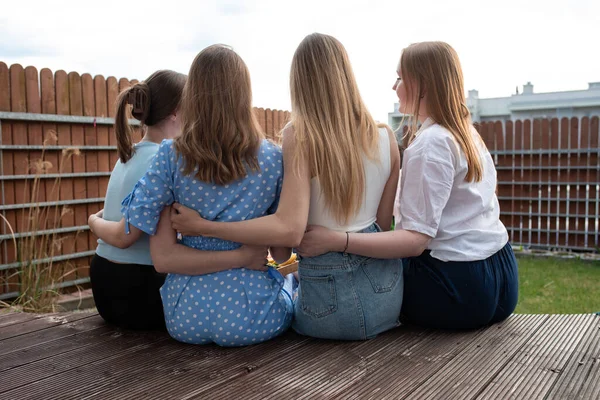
[
  {"xmin": 123, "ymin": 138, "xmax": 283, "ymax": 244},
  {"xmin": 307, "ymin": 127, "xmax": 391, "ymax": 232},
  {"xmin": 96, "ymin": 142, "xmax": 159, "ymax": 265}
]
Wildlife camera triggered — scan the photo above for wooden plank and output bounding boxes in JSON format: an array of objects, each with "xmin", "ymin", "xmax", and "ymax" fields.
[
  {"xmin": 215, "ymin": 327, "xmax": 435, "ymax": 400},
  {"xmin": 10, "ymin": 64, "xmax": 30, "ymax": 233},
  {"xmin": 265, "ymin": 108, "xmax": 274, "ymax": 140},
  {"xmin": 333, "ymin": 331, "xmax": 484, "ymax": 399},
  {"xmin": 545, "ymin": 314, "xmax": 600, "ymax": 399},
  {"xmin": 94, "ymin": 75, "xmax": 110, "ymax": 197},
  {"xmin": 0, "ymin": 328, "xmax": 169, "ymax": 396},
  {"xmin": 25, "ymin": 66, "xmax": 47, "ymax": 205},
  {"xmin": 54, "ymin": 70, "xmax": 76, "ymax": 264},
  {"xmin": 201, "ymin": 326, "xmax": 479, "ymax": 400},
  {"xmin": 477, "ymin": 314, "xmax": 594, "ymax": 400},
  {"xmin": 401, "ymin": 314, "xmax": 547, "ymax": 399},
  {"xmin": 254, "ymin": 107, "xmax": 264, "ymax": 135},
  {"xmin": 0, "ymin": 313, "xmax": 103, "ymax": 361},
  {"xmin": 106, "ymin": 76, "xmax": 119, "ymax": 167},
  {"xmin": 1, "ymin": 330, "xmax": 305, "ymax": 400},
  {"xmin": 8, "ymin": 64, "xmax": 28, "ymax": 293},
  {"xmin": 40, "ymin": 68, "xmax": 60, "ymax": 204},
  {"xmin": 0, "ymin": 312, "xmax": 92, "ymax": 341},
  {"xmin": 68, "ymin": 71, "xmax": 88, "ymax": 278},
  {"xmin": 82, "ymin": 73, "xmax": 98, "ymax": 264},
  {"xmin": 0, "ymin": 62, "xmax": 17, "ymax": 292},
  {"xmin": 78, "ymin": 332, "xmax": 312, "ymax": 400},
  {"xmin": 0, "ymin": 312, "xmax": 40, "ymax": 328}
]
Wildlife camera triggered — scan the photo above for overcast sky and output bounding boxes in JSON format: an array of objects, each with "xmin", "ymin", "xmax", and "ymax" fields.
[{"xmin": 1, "ymin": 0, "xmax": 599, "ymax": 123}]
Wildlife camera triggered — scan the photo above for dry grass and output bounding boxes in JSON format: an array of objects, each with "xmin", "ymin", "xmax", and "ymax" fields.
[{"xmin": 1, "ymin": 131, "xmax": 85, "ymax": 313}]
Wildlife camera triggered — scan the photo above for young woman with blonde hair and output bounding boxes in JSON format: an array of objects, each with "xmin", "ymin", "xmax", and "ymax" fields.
[
  {"xmin": 171, "ymin": 33, "xmax": 403, "ymax": 341},
  {"xmin": 120, "ymin": 45, "xmax": 294, "ymax": 346},
  {"xmin": 298, "ymin": 41, "xmax": 519, "ymax": 330}
]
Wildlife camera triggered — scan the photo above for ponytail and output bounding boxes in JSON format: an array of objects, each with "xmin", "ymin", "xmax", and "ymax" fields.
[
  {"xmin": 114, "ymin": 83, "xmax": 151, "ymax": 163},
  {"xmin": 113, "ymin": 70, "xmax": 186, "ymax": 163}
]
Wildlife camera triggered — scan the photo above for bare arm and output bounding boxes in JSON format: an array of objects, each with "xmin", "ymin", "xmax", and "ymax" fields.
[
  {"xmin": 150, "ymin": 208, "xmax": 269, "ymax": 275},
  {"xmin": 298, "ymin": 225, "xmax": 431, "ymax": 259},
  {"xmin": 171, "ymin": 126, "xmax": 311, "ymax": 248},
  {"xmin": 375, "ymin": 126, "xmax": 401, "ymax": 232},
  {"xmin": 88, "ymin": 211, "xmax": 142, "ymax": 249}
]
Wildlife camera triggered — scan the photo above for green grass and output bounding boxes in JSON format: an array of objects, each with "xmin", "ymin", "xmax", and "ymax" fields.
[{"xmin": 516, "ymin": 256, "xmax": 600, "ymax": 314}]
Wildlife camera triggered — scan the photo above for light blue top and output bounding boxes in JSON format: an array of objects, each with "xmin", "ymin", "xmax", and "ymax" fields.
[{"xmin": 95, "ymin": 141, "xmax": 159, "ymax": 265}]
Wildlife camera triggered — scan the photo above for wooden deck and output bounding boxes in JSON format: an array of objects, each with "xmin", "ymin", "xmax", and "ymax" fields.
[{"xmin": 0, "ymin": 311, "xmax": 598, "ymax": 399}]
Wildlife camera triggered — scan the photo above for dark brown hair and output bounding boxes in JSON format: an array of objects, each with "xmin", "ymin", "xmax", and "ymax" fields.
[
  {"xmin": 114, "ymin": 70, "xmax": 186, "ymax": 163},
  {"xmin": 174, "ymin": 45, "xmax": 263, "ymax": 185}
]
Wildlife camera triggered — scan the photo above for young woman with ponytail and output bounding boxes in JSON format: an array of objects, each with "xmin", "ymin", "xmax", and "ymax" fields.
[{"xmin": 87, "ymin": 70, "xmax": 186, "ymax": 330}]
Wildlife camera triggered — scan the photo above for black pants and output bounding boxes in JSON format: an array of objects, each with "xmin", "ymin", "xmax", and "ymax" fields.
[
  {"xmin": 401, "ymin": 242, "xmax": 519, "ymax": 330},
  {"xmin": 90, "ymin": 254, "xmax": 166, "ymax": 331}
]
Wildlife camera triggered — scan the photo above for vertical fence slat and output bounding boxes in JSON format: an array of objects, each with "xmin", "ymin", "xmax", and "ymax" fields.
[
  {"xmin": 580, "ymin": 117, "xmax": 590, "ymax": 249},
  {"xmin": 0, "ymin": 62, "xmax": 13, "ymax": 294},
  {"xmin": 591, "ymin": 116, "xmax": 600, "ymax": 249},
  {"xmin": 106, "ymin": 76, "xmax": 119, "ymax": 167},
  {"xmin": 10, "ymin": 64, "xmax": 29, "ymax": 234},
  {"xmin": 568, "ymin": 117, "xmax": 579, "ymax": 248},
  {"xmin": 82, "ymin": 74, "xmax": 98, "ymax": 267},
  {"xmin": 25, "ymin": 66, "xmax": 47, "ymax": 205},
  {"xmin": 255, "ymin": 107, "xmax": 266, "ymax": 134},
  {"xmin": 67, "ymin": 71, "xmax": 88, "ymax": 279},
  {"xmin": 504, "ymin": 120, "xmax": 515, "ymax": 242},
  {"xmin": 94, "ymin": 75, "xmax": 110, "ymax": 195},
  {"xmin": 41, "ymin": 68, "xmax": 60, "ymax": 204}
]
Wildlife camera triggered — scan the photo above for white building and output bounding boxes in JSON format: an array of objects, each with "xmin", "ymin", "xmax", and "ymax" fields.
[{"xmin": 388, "ymin": 82, "xmax": 600, "ymax": 129}]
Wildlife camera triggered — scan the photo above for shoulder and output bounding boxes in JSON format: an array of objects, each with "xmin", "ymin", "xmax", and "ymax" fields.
[
  {"xmin": 260, "ymin": 139, "xmax": 282, "ymax": 156},
  {"xmin": 410, "ymin": 123, "xmax": 459, "ymax": 164},
  {"xmin": 158, "ymin": 139, "xmax": 175, "ymax": 154},
  {"xmin": 377, "ymin": 123, "xmax": 397, "ymax": 147},
  {"xmin": 133, "ymin": 142, "xmax": 160, "ymax": 160}
]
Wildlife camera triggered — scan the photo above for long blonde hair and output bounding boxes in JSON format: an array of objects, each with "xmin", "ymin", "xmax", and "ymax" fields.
[
  {"xmin": 175, "ymin": 45, "xmax": 263, "ymax": 185},
  {"xmin": 401, "ymin": 41, "xmax": 483, "ymax": 182},
  {"xmin": 290, "ymin": 33, "xmax": 380, "ymax": 224}
]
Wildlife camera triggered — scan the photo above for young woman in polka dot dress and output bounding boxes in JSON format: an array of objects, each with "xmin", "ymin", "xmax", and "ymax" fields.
[{"xmin": 120, "ymin": 45, "xmax": 294, "ymax": 347}]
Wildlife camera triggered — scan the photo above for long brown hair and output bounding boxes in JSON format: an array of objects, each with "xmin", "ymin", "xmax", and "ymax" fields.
[
  {"xmin": 290, "ymin": 33, "xmax": 380, "ymax": 224},
  {"xmin": 114, "ymin": 70, "xmax": 186, "ymax": 163},
  {"xmin": 400, "ymin": 41, "xmax": 483, "ymax": 182},
  {"xmin": 175, "ymin": 45, "xmax": 263, "ymax": 185}
]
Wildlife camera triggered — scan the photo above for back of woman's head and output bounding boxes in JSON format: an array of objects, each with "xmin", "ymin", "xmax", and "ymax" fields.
[
  {"xmin": 114, "ymin": 70, "xmax": 186, "ymax": 163},
  {"xmin": 400, "ymin": 41, "xmax": 483, "ymax": 182},
  {"xmin": 290, "ymin": 33, "xmax": 380, "ymax": 224},
  {"xmin": 175, "ymin": 44, "xmax": 263, "ymax": 185}
]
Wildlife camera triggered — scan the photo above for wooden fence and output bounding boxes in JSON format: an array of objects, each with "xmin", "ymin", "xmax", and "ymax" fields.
[
  {"xmin": 0, "ymin": 62, "xmax": 290, "ymax": 299},
  {"xmin": 0, "ymin": 61, "xmax": 599, "ymax": 299},
  {"xmin": 477, "ymin": 118, "xmax": 599, "ymax": 252}
]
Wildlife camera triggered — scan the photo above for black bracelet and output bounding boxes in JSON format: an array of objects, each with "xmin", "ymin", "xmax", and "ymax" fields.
[{"xmin": 343, "ymin": 232, "xmax": 349, "ymax": 253}]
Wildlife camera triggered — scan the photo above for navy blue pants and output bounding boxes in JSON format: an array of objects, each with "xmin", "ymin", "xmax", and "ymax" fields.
[{"xmin": 401, "ymin": 242, "xmax": 519, "ymax": 330}]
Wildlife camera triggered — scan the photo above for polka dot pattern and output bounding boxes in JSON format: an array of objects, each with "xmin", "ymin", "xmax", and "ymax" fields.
[{"xmin": 121, "ymin": 139, "xmax": 292, "ymax": 346}]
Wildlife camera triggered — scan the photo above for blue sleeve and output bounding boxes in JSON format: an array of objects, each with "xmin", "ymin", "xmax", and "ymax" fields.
[{"xmin": 121, "ymin": 140, "xmax": 175, "ymax": 235}]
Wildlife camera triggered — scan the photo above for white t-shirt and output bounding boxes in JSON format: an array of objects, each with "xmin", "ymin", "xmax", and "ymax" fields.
[
  {"xmin": 398, "ymin": 119, "xmax": 508, "ymax": 262},
  {"xmin": 307, "ymin": 127, "xmax": 392, "ymax": 232}
]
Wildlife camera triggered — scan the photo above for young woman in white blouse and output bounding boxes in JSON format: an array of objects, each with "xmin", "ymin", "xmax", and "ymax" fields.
[{"xmin": 297, "ymin": 41, "xmax": 519, "ymax": 330}]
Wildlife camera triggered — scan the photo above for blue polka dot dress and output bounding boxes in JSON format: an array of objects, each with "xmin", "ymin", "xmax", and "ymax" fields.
[{"xmin": 121, "ymin": 139, "xmax": 293, "ymax": 347}]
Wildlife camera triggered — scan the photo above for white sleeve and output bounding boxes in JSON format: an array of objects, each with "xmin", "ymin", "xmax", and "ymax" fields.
[{"xmin": 398, "ymin": 137, "xmax": 455, "ymax": 238}]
